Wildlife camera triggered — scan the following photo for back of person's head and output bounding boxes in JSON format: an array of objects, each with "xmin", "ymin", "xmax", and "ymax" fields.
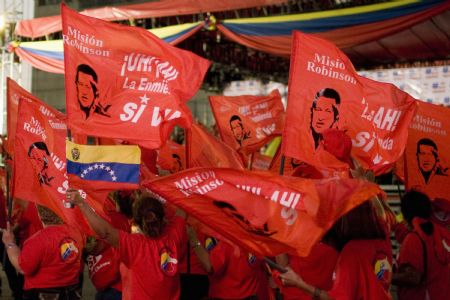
[
  {"xmin": 37, "ymin": 205, "xmax": 64, "ymax": 226},
  {"xmin": 324, "ymin": 199, "xmax": 387, "ymax": 251},
  {"xmin": 132, "ymin": 195, "xmax": 166, "ymax": 238},
  {"xmin": 113, "ymin": 190, "xmax": 136, "ymax": 219},
  {"xmin": 401, "ymin": 190, "xmax": 433, "ymax": 235}
]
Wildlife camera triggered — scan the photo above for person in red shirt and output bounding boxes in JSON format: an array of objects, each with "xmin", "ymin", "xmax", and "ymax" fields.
[
  {"xmin": 2, "ymin": 205, "xmax": 85, "ymax": 300},
  {"xmin": 188, "ymin": 226, "xmax": 267, "ymax": 299},
  {"xmin": 278, "ymin": 199, "xmax": 393, "ymax": 300},
  {"xmin": 393, "ymin": 190, "xmax": 450, "ymax": 300},
  {"xmin": 66, "ymin": 188, "xmax": 187, "ymax": 300}
]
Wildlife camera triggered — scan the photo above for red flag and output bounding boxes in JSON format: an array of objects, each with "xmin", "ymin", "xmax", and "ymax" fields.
[
  {"xmin": 186, "ymin": 123, "xmax": 244, "ymax": 169},
  {"xmin": 6, "ymin": 78, "xmax": 63, "ymax": 158},
  {"xmin": 157, "ymin": 140, "xmax": 185, "ymax": 174},
  {"xmin": 283, "ymin": 31, "xmax": 417, "ymax": 175},
  {"xmin": 144, "ymin": 168, "xmax": 382, "ymax": 257},
  {"xmin": 251, "ymin": 152, "xmax": 273, "ymax": 171},
  {"xmin": 404, "ymin": 102, "xmax": 450, "ymax": 202},
  {"xmin": 61, "ymin": 4, "xmax": 210, "ymax": 149},
  {"xmin": 13, "ymin": 98, "xmax": 103, "ymax": 234},
  {"xmin": 209, "ymin": 90, "xmax": 285, "ymax": 154}
]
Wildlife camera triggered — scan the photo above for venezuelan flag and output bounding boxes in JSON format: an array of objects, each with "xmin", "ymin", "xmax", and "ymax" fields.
[{"xmin": 66, "ymin": 141, "xmax": 141, "ymax": 190}]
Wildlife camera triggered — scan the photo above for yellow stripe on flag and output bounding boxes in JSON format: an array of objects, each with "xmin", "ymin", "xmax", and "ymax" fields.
[{"xmin": 66, "ymin": 141, "xmax": 141, "ymax": 164}]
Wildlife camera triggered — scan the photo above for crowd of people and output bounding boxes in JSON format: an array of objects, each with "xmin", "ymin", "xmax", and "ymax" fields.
[{"xmin": 0, "ymin": 140, "xmax": 448, "ymax": 300}]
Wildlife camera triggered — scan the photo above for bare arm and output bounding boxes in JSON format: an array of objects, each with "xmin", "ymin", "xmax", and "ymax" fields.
[
  {"xmin": 66, "ymin": 188, "xmax": 119, "ymax": 247},
  {"xmin": 280, "ymin": 267, "xmax": 332, "ymax": 300},
  {"xmin": 186, "ymin": 226, "xmax": 213, "ymax": 273},
  {"xmin": 392, "ymin": 264, "xmax": 422, "ymax": 287},
  {"xmin": 1, "ymin": 222, "xmax": 24, "ymax": 274}
]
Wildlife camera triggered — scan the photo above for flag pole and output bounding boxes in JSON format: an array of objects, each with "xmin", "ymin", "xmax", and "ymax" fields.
[
  {"xmin": 3, "ymin": 150, "xmax": 12, "ymax": 269},
  {"xmin": 66, "ymin": 129, "xmax": 74, "ymax": 208},
  {"xmin": 279, "ymin": 155, "xmax": 285, "ymax": 175},
  {"xmin": 247, "ymin": 153, "xmax": 254, "ymax": 170},
  {"xmin": 183, "ymin": 127, "xmax": 191, "ymax": 274}
]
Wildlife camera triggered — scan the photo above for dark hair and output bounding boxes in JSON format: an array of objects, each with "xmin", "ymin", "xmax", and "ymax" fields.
[
  {"xmin": 401, "ymin": 190, "xmax": 434, "ymax": 235},
  {"xmin": 229, "ymin": 115, "xmax": 242, "ymax": 127},
  {"xmin": 172, "ymin": 154, "xmax": 181, "ymax": 161},
  {"xmin": 325, "ymin": 200, "xmax": 386, "ymax": 251},
  {"xmin": 312, "ymin": 88, "xmax": 341, "ymax": 120},
  {"xmin": 113, "ymin": 190, "xmax": 135, "ymax": 219},
  {"xmin": 416, "ymin": 138, "xmax": 438, "ymax": 156},
  {"xmin": 132, "ymin": 195, "xmax": 166, "ymax": 238},
  {"xmin": 75, "ymin": 64, "xmax": 98, "ymax": 83},
  {"xmin": 37, "ymin": 205, "xmax": 63, "ymax": 225},
  {"xmin": 28, "ymin": 141, "xmax": 50, "ymax": 157}
]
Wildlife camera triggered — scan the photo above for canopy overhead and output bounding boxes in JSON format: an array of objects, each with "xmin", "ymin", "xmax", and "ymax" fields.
[
  {"xmin": 10, "ymin": 0, "xmax": 450, "ymax": 76},
  {"xmin": 15, "ymin": 0, "xmax": 288, "ymax": 39}
]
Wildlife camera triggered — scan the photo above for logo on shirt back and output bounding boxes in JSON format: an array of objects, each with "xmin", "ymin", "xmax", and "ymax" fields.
[
  {"xmin": 373, "ymin": 252, "xmax": 392, "ymax": 290},
  {"xmin": 59, "ymin": 238, "xmax": 79, "ymax": 262},
  {"xmin": 159, "ymin": 247, "xmax": 178, "ymax": 276},
  {"xmin": 205, "ymin": 237, "xmax": 218, "ymax": 252},
  {"xmin": 247, "ymin": 253, "xmax": 257, "ymax": 266}
]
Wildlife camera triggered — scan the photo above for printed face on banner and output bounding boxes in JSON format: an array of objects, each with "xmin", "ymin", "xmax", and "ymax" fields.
[
  {"xmin": 310, "ymin": 89, "xmax": 340, "ymax": 149},
  {"xmin": 62, "ymin": 5, "xmax": 210, "ymax": 148},
  {"xmin": 75, "ymin": 64, "xmax": 110, "ymax": 119},
  {"xmin": 283, "ymin": 32, "xmax": 417, "ymax": 174},
  {"xmin": 212, "ymin": 200, "xmax": 277, "ymax": 237},
  {"xmin": 405, "ymin": 102, "xmax": 450, "ymax": 201},
  {"xmin": 28, "ymin": 141, "xmax": 54, "ymax": 186},
  {"xmin": 209, "ymin": 90, "xmax": 284, "ymax": 154},
  {"xmin": 229, "ymin": 115, "xmax": 250, "ymax": 146}
]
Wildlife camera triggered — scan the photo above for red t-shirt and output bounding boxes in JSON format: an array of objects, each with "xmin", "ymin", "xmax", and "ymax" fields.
[
  {"xmin": 208, "ymin": 239, "xmax": 262, "ymax": 299},
  {"xmin": 397, "ymin": 224, "xmax": 450, "ymax": 300},
  {"xmin": 328, "ymin": 239, "xmax": 393, "ymax": 300},
  {"xmin": 282, "ymin": 243, "xmax": 338, "ymax": 300},
  {"xmin": 118, "ymin": 216, "xmax": 186, "ymax": 300},
  {"xmin": 19, "ymin": 224, "xmax": 85, "ymax": 290},
  {"xmin": 87, "ymin": 245, "xmax": 122, "ymax": 291}
]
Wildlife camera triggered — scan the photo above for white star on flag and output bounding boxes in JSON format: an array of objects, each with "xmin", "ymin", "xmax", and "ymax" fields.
[
  {"xmin": 100, "ymin": 164, "xmax": 105, "ymax": 169},
  {"xmin": 105, "ymin": 166, "xmax": 111, "ymax": 171},
  {"xmin": 94, "ymin": 164, "xmax": 99, "ymax": 169},
  {"xmin": 83, "ymin": 170, "xmax": 88, "ymax": 175},
  {"xmin": 112, "ymin": 176, "xmax": 117, "ymax": 181},
  {"xmin": 140, "ymin": 94, "xmax": 150, "ymax": 105},
  {"xmin": 110, "ymin": 170, "xmax": 115, "ymax": 175},
  {"xmin": 81, "ymin": 174, "xmax": 85, "ymax": 178},
  {"xmin": 88, "ymin": 166, "xmax": 93, "ymax": 171}
]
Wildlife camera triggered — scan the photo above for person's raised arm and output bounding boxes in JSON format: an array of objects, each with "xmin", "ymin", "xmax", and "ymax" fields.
[
  {"xmin": 186, "ymin": 225, "xmax": 213, "ymax": 273},
  {"xmin": 280, "ymin": 267, "xmax": 332, "ymax": 300},
  {"xmin": 66, "ymin": 188, "xmax": 119, "ymax": 247},
  {"xmin": 1, "ymin": 222, "xmax": 24, "ymax": 274}
]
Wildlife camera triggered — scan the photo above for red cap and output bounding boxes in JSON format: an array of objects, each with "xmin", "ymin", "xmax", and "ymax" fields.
[{"xmin": 322, "ymin": 129, "xmax": 354, "ymax": 169}]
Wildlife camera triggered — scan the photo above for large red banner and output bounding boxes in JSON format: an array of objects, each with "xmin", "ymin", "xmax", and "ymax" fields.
[
  {"xmin": 13, "ymin": 98, "xmax": 103, "ymax": 234},
  {"xmin": 283, "ymin": 31, "xmax": 417, "ymax": 174},
  {"xmin": 144, "ymin": 168, "xmax": 382, "ymax": 257},
  {"xmin": 61, "ymin": 4, "xmax": 210, "ymax": 149},
  {"xmin": 6, "ymin": 78, "xmax": 62, "ymax": 158},
  {"xmin": 405, "ymin": 102, "xmax": 450, "ymax": 202},
  {"xmin": 186, "ymin": 123, "xmax": 244, "ymax": 169},
  {"xmin": 209, "ymin": 90, "xmax": 285, "ymax": 154}
]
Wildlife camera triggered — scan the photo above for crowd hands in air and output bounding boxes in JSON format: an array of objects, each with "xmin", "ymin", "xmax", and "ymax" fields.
[{"xmin": 0, "ymin": 140, "xmax": 448, "ymax": 300}]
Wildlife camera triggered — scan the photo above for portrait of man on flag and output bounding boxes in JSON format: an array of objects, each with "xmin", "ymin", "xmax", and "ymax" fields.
[
  {"xmin": 415, "ymin": 138, "xmax": 448, "ymax": 185},
  {"xmin": 229, "ymin": 115, "xmax": 251, "ymax": 147},
  {"xmin": 310, "ymin": 88, "xmax": 341, "ymax": 150},
  {"xmin": 74, "ymin": 64, "xmax": 111, "ymax": 119},
  {"xmin": 27, "ymin": 141, "xmax": 54, "ymax": 186}
]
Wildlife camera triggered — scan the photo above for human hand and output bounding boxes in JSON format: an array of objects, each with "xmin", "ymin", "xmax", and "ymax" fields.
[
  {"xmin": 279, "ymin": 266, "xmax": 305, "ymax": 288},
  {"xmin": 1, "ymin": 222, "xmax": 15, "ymax": 245},
  {"xmin": 66, "ymin": 188, "xmax": 85, "ymax": 206}
]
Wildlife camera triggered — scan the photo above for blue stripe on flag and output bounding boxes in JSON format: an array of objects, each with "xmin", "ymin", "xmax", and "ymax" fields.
[
  {"xmin": 20, "ymin": 47, "xmax": 64, "ymax": 61},
  {"xmin": 67, "ymin": 161, "xmax": 140, "ymax": 184}
]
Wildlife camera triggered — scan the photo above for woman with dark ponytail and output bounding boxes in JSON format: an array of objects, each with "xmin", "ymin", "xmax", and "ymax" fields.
[{"xmin": 393, "ymin": 190, "xmax": 450, "ymax": 300}]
